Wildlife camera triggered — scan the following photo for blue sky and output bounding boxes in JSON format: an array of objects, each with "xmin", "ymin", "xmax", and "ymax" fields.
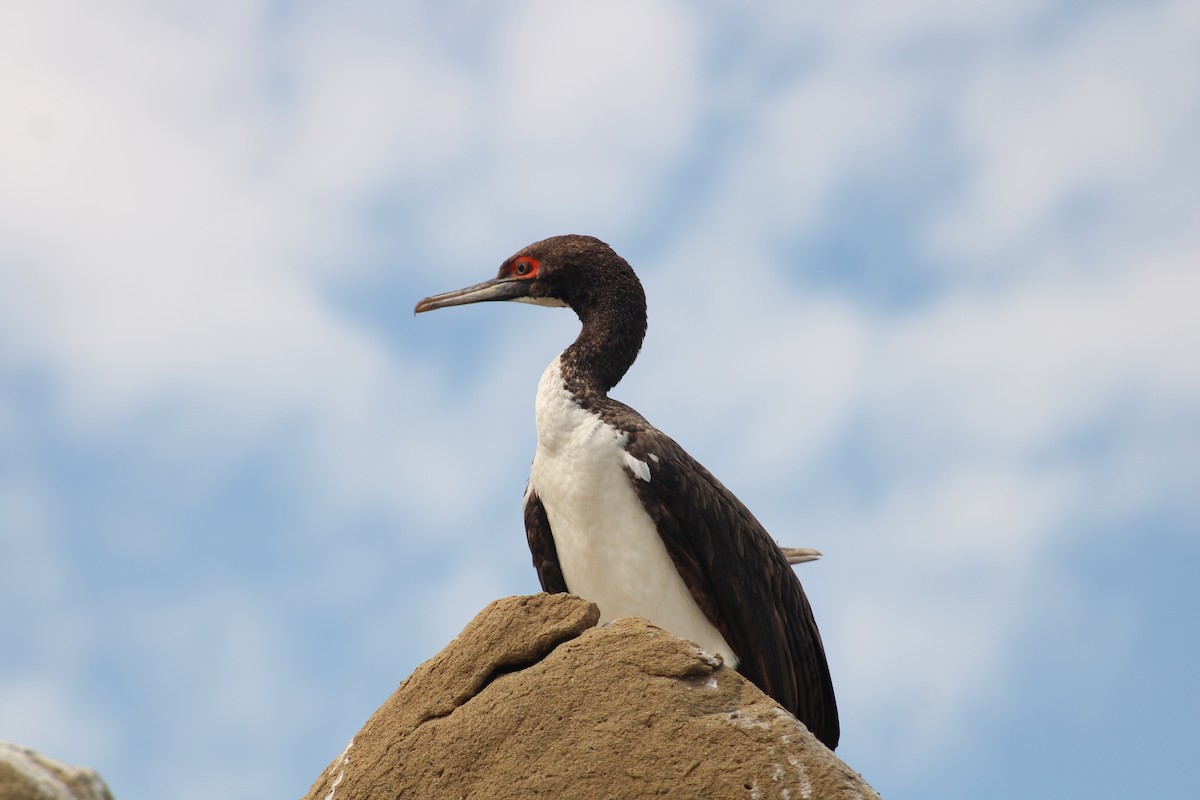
[{"xmin": 2, "ymin": 1, "xmax": 1197, "ymax": 798}]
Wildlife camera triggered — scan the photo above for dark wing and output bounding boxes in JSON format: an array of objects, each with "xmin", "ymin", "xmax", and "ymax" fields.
[
  {"xmin": 624, "ymin": 428, "xmax": 840, "ymax": 750},
  {"xmin": 523, "ymin": 485, "xmax": 568, "ymax": 593}
]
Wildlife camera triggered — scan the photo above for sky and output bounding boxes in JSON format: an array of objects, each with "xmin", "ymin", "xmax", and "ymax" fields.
[{"xmin": 1, "ymin": 1, "xmax": 1197, "ymax": 798}]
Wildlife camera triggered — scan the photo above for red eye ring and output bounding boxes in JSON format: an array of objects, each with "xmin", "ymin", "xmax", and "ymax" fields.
[{"xmin": 511, "ymin": 256, "xmax": 540, "ymax": 279}]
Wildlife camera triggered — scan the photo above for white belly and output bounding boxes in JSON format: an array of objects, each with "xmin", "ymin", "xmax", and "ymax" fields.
[{"xmin": 528, "ymin": 356, "xmax": 738, "ymax": 667}]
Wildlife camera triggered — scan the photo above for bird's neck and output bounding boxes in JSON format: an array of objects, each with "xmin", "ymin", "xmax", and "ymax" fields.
[{"xmin": 561, "ymin": 300, "xmax": 646, "ymax": 397}]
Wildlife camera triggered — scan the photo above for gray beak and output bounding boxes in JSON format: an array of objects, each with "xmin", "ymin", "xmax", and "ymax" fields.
[{"xmin": 414, "ymin": 277, "xmax": 531, "ymax": 314}]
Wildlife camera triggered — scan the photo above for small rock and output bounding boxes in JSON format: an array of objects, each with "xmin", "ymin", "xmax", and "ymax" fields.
[{"xmin": 0, "ymin": 742, "xmax": 114, "ymax": 800}]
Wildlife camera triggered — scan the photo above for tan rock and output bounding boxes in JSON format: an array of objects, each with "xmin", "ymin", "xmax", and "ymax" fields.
[
  {"xmin": 303, "ymin": 593, "xmax": 879, "ymax": 800},
  {"xmin": 0, "ymin": 742, "xmax": 114, "ymax": 800}
]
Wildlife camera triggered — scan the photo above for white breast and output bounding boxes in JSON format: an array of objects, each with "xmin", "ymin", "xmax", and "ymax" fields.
[{"xmin": 527, "ymin": 355, "xmax": 738, "ymax": 667}]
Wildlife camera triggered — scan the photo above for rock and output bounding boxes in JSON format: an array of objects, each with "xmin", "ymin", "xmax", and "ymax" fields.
[
  {"xmin": 0, "ymin": 742, "xmax": 114, "ymax": 800},
  {"xmin": 303, "ymin": 593, "xmax": 879, "ymax": 800}
]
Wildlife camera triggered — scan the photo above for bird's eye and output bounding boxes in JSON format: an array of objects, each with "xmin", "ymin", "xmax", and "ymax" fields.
[{"xmin": 512, "ymin": 257, "xmax": 539, "ymax": 278}]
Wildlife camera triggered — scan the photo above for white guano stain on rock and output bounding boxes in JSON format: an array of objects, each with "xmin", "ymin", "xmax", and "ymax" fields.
[
  {"xmin": 788, "ymin": 753, "xmax": 813, "ymax": 799},
  {"xmin": 323, "ymin": 738, "xmax": 354, "ymax": 800}
]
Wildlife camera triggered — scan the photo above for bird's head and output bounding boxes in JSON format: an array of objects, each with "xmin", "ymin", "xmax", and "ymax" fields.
[{"xmin": 414, "ymin": 234, "xmax": 644, "ymax": 321}]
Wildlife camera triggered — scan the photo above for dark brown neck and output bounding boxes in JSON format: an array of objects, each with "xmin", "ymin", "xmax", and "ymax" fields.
[{"xmin": 559, "ymin": 270, "xmax": 647, "ymax": 396}]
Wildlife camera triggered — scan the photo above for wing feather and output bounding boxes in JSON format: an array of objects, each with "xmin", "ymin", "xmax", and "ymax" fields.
[
  {"xmin": 625, "ymin": 429, "xmax": 840, "ymax": 749},
  {"xmin": 523, "ymin": 486, "xmax": 568, "ymax": 594}
]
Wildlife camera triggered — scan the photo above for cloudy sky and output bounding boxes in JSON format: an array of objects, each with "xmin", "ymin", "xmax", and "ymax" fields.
[{"xmin": 2, "ymin": 1, "xmax": 1197, "ymax": 798}]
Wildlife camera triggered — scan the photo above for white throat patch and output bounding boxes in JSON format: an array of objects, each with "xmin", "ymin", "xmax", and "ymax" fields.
[{"xmin": 513, "ymin": 295, "xmax": 569, "ymax": 308}]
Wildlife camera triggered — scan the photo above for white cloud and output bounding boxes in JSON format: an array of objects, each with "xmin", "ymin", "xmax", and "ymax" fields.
[
  {"xmin": 278, "ymin": 6, "xmax": 478, "ymax": 202},
  {"xmin": 737, "ymin": 63, "xmax": 922, "ymax": 241},
  {"xmin": 0, "ymin": 5, "xmax": 321, "ymax": 421},
  {"xmin": 868, "ymin": 245, "xmax": 1200, "ymax": 464},
  {"xmin": 0, "ymin": 1, "xmax": 463, "ymax": 529},
  {"xmin": 496, "ymin": 0, "xmax": 700, "ymax": 159},
  {"xmin": 740, "ymin": 0, "xmax": 1046, "ymax": 55},
  {"xmin": 423, "ymin": 0, "xmax": 706, "ymax": 251},
  {"xmin": 627, "ymin": 254, "xmax": 870, "ymax": 481},
  {"xmin": 930, "ymin": 0, "xmax": 1200, "ymax": 265}
]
